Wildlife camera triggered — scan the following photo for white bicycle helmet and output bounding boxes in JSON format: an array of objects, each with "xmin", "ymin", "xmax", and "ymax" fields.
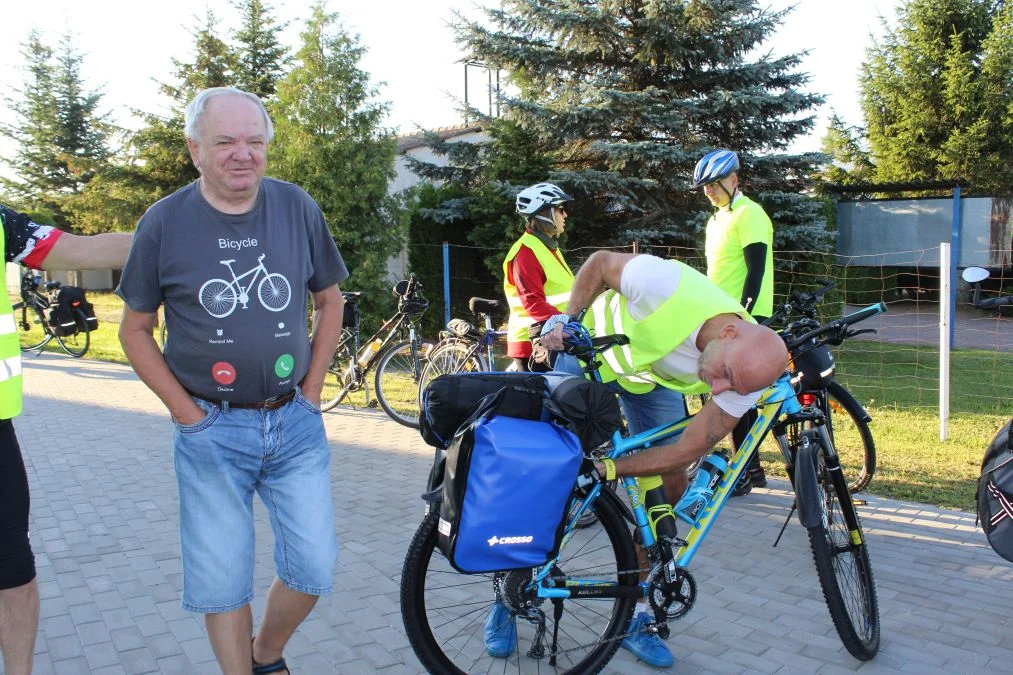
[{"xmin": 516, "ymin": 182, "xmax": 573, "ymax": 225}]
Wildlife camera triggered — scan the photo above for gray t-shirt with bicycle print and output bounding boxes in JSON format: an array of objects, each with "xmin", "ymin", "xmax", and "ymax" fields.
[{"xmin": 116, "ymin": 178, "xmax": 348, "ymax": 403}]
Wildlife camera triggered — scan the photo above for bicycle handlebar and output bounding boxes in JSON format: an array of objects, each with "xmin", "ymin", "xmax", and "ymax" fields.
[
  {"xmin": 977, "ymin": 295, "xmax": 1013, "ymax": 308},
  {"xmin": 765, "ymin": 279, "xmax": 836, "ymax": 326},
  {"xmin": 785, "ymin": 302, "xmax": 886, "ymax": 350}
]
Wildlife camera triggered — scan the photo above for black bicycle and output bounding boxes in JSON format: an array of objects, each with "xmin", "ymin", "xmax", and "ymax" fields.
[
  {"xmin": 764, "ymin": 281, "xmax": 877, "ymax": 493},
  {"xmin": 321, "ymin": 274, "xmax": 430, "ymax": 427},
  {"xmin": 13, "ymin": 271, "xmax": 91, "ymax": 358},
  {"xmin": 963, "ymin": 266, "xmax": 1013, "ymax": 311}
]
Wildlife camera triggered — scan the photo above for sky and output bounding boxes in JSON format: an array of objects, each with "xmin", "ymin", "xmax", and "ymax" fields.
[{"xmin": 0, "ymin": 0, "xmax": 895, "ymax": 157}]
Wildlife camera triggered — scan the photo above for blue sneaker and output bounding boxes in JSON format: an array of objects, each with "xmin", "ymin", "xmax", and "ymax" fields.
[
  {"xmin": 483, "ymin": 601, "xmax": 516, "ymax": 658},
  {"xmin": 620, "ymin": 612, "xmax": 675, "ymax": 668}
]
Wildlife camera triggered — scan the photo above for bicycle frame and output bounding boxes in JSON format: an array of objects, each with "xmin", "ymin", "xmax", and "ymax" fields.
[
  {"xmin": 533, "ymin": 373, "xmax": 802, "ymax": 600},
  {"xmin": 220, "ymin": 256, "xmax": 268, "ymax": 303}
]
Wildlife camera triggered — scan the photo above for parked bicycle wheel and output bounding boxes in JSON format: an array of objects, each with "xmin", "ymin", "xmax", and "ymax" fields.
[
  {"xmin": 374, "ymin": 339, "xmax": 423, "ymax": 428},
  {"xmin": 417, "ymin": 340, "xmax": 484, "ymax": 399},
  {"xmin": 55, "ymin": 309, "xmax": 90, "ymax": 357},
  {"xmin": 320, "ymin": 329, "xmax": 355, "ymax": 412},
  {"xmin": 803, "ymin": 430, "xmax": 880, "ymax": 660},
  {"xmin": 823, "ymin": 381, "xmax": 876, "ymax": 493},
  {"xmin": 17, "ymin": 304, "xmax": 51, "ymax": 352},
  {"xmin": 401, "ymin": 495, "xmax": 637, "ymax": 674}
]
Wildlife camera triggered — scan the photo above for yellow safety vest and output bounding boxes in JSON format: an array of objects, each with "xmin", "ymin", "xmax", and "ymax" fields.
[
  {"xmin": 705, "ymin": 193, "xmax": 774, "ymax": 317},
  {"xmin": 502, "ymin": 232, "xmax": 574, "ymax": 344},
  {"xmin": 0, "ymin": 227, "xmax": 24, "ymax": 419},
  {"xmin": 582, "ymin": 260, "xmax": 753, "ymax": 395}
]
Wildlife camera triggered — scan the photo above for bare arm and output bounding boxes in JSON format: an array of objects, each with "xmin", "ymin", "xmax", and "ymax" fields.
[
  {"xmin": 41, "ymin": 232, "xmax": 133, "ymax": 271},
  {"xmin": 118, "ymin": 306, "xmax": 204, "ymax": 425},
  {"xmin": 300, "ymin": 285, "xmax": 344, "ymax": 406},
  {"xmin": 600, "ymin": 399, "xmax": 739, "ymax": 477},
  {"xmin": 542, "ymin": 251, "xmax": 637, "ymax": 350}
]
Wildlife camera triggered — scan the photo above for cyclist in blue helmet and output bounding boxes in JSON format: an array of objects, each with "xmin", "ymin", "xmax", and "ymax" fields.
[{"xmin": 694, "ymin": 149, "xmax": 774, "ymax": 496}]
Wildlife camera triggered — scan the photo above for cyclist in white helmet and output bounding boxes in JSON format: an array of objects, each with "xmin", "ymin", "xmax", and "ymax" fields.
[
  {"xmin": 694, "ymin": 149, "xmax": 775, "ymax": 495},
  {"xmin": 501, "ymin": 182, "xmax": 575, "ymax": 372}
]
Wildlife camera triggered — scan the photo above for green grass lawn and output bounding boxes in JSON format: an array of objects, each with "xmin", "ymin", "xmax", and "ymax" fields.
[{"xmin": 18, "ymin": 292, "xmax": 1007, "ymax": 512}]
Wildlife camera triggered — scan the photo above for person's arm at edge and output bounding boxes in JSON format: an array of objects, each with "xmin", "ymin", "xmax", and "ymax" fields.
[
  {"xmin": 598, "ymin": 399, "xmax": 739, "ymax": 477},
  {"xmin": 118, "ymin": 306, "xmax": 205, "ymax": 425},
  {"xmin": 300, "ymin": 285, "xmax": 344, "ymax": 407},
  {"xmin": 40, "ymin": 232, "xmax": 133, "ymax": 271},
  {"xmin": 739, "ymin": 242, "xmax": 767, "ymax": 313},
  {"xmin": 513, "ymin": 247, "xmax": 559, "ymax": 321}
]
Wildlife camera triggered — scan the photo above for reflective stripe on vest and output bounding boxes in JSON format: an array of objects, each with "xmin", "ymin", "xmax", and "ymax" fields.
[
  {"xmin": 582, "ymin": 260, "xmax": 752, "ymax": 395},
  {"xmin": 503, "ymin": 232, "xmax": 574, "ymax": 343},
  {"xmin": 0, "ymin": 227, "xmax": 24, "ymax": 418}
]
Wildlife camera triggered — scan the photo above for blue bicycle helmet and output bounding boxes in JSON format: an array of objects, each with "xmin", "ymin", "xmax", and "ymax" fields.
[{"xmin": 691, "ymin": 149, "xmax": 740, "ymax": 188}]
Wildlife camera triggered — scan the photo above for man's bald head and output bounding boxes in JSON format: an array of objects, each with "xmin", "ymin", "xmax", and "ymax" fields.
[{"xmin": 698, "ymin": 317, "xmax": 789, "ymax": 395}]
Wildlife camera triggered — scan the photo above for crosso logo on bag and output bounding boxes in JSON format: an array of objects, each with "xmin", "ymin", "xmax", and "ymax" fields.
[{"xmin": 487, "ymin": 535, "xmax": 534, "ymax": 547}]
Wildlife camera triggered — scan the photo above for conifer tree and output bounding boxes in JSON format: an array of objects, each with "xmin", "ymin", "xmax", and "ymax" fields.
[
  {"xmin": 860, "ymin": 0, "xmax": 1013, "ymax": 193},
  {"xmin": 232, "ymin": 0, "xmax": 289, "ymax": 99},
  {"xmin": 270, "ymin": 2, "xmax": 402, "ymax": 320},
  {"xmin": 444, "ymin": 0, "xmax": 829, "ymax": 254}
]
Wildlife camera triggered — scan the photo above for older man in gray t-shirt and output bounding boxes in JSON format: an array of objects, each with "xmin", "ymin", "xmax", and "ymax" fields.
[{"xmin": 117, "ymin": 87, "xmax": 347, "ymax": 674}]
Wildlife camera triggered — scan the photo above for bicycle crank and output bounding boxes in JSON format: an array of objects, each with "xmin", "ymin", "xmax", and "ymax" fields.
[{"xmin": 648, "ymin": 565, "xmax": 696, "ymax": 624}]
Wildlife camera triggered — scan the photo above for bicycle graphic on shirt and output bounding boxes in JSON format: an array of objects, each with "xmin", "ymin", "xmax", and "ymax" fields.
[{"xmin": 198, "ymin": 254, "xmax": 292, "ymax": 318}]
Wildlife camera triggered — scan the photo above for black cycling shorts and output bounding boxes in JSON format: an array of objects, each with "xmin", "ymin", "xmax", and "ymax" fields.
[{"xmin": 0, "ymin": 419, "xmax": 36, "ymax": 589}]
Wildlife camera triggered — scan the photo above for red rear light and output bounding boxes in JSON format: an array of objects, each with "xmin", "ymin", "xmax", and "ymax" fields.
[{"xmin": 798, "ymin": 393, "xmax": 817, "ymax": 406}]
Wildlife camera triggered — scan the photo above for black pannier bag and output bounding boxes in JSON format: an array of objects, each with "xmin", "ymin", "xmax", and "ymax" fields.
[
  {"xmin": 49, "ymin": 286, "xmax": 98, "ymax": 336},
  {"xmin": 419, "ymin": 373, "xmax": 545, "ymax": 448},
  {"xmin": 977, "ymin": 418, "xmax": 1013, "ymax": 563},
  {"xmin": 438, "ymin": 389, "xmax": 584, "ymax": 573},
  {"xmin": 543, "ymin": 373, "xmax": 623, "ymax": 450}
]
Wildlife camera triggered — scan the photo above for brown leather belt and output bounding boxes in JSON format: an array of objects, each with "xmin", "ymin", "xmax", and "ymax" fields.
[{"xmin": 190, "ymin": 389, "xmax": 296, "ymax": 411}]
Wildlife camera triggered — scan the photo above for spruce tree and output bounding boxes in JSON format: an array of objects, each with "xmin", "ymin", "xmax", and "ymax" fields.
[
  {"xmin": 231, "ymin": 0, "xmax": 290, "ymax": 100},
  {"xmin": 860, "ymin": 0, "xmax": 1013, "ymax": 193},
  {"xmin": 447, "ymin": 0, "xmax": 829, "ymax": 255},
  {"xmin": 270, "ymin": 2, "xmax": 402, "ymax": 321}
]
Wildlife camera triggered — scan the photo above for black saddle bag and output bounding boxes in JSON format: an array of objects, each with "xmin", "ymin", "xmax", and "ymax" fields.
[{"xmin": 978, "ymin": 418, "xmax": 1013, "ymax": 563}]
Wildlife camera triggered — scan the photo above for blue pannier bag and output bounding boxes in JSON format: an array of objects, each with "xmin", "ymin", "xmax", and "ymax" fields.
[{"xmin": 438, "ymin": 393, "xmax": 584, "ymax": 574}]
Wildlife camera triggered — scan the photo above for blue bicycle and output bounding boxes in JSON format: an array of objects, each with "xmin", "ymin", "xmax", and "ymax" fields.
[{"xmin": 401, "ymin": 303, "xmax": 884, "ymax": 673}]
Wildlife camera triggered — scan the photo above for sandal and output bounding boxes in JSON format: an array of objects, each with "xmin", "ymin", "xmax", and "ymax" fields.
[{"xmin": 252, "ymin": 638, "xmax": 290, "ymax": 674}]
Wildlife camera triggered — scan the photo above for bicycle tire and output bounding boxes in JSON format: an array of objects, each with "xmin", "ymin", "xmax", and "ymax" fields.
[
  {"xmin": 400, "ymin": 496, "xmax": 638, "ymax": 674},
  {"xmin": 18, "ymin": 305, "xmax": 51, "ymax": 352},
  {"xmin": 374, "ymin": 339, "xmax": 422, "ymax": 428},
  {"xmin": 805, "ymin": 432, "xmax": 880, "ymax": 660},
  {"xmin": 417, "ymin": 340, "xmax": 485, "ymax": 399},
  {"xmin": 54, "ymin": 309, "xmax": 90, "ymax": 358},
  {"xmin": 824, "ymin": 381, "xmax": 876, "ymax": 493},
  {"xmin": 320, "ymin": 329, "xmax": 355, "ymax": 412}
]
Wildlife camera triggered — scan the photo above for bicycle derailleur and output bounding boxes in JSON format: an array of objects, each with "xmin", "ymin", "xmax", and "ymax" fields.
[
  {"xmin": 645, "ymin": 564, "xmax": 696, "ymax": 637},
  {"xmin": 494, "ymin": 569, "xmax": 554, "ymax": 659}
]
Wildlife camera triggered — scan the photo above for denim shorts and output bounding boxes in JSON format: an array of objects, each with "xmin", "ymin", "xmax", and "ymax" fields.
[
  {"xmin": 554, "ymin": 354, "xmax": 687, "ymax": 434},
  {"xmin": 172, "ymin": 387, "xmax": 338, "ymax": 613}
]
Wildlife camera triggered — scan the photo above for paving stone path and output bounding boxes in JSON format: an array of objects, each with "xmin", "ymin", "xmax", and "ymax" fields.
[{"xmin": 7, "ymin": 353, "xmax": 1011, "ymax": 674}]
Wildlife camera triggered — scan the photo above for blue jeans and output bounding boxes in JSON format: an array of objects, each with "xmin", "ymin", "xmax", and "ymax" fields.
[
  {"xmin": 553, "ymin": 354, "xmax": 686, "ymax": 434},
  {"xmin": 172, "ymin": 387, "xmax": 338, "ymax": 613}
]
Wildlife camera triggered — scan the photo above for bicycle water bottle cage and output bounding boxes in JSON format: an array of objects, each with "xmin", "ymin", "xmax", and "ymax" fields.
[{"xmin": 447, "ymin": 318, "xmax": 478, "ymax": 339}]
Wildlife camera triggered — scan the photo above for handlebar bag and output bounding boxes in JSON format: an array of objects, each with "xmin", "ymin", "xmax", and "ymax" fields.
[
  {"xmin": 420, "ymin": 373, "xmax": 545, "ymax": 448},
  {"xmin": 438, "ymin": 390, "xmax": 584, "ymax": 573},
  {"xmin": 977, "ymin": 418, "xmax": 1013, "ymax": 563}
]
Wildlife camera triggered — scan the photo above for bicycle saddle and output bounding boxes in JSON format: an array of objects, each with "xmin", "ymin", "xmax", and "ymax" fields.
[
  {"xmin": 341, "ymin": 292, "xmax": 363, "ymax": 303},
  {"xmin": 469, "ymin": 298, "xmax": 501, "ymax": 316}
]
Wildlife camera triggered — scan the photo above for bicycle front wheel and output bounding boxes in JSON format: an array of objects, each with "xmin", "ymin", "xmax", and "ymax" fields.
[
  {"xmin": 805, "ymin": 432, "xmax": 880, "ymax": 660},
  {"xmin": 55, "ymin": 310, "xmax": 90, "ymax": 357},
  {"xmin": 401, "ymin": 495, "xmax": 638, "ymax": 674},
  {"xmin": 824, "ymin": 381, "xmax": 876, "ymax": 493},
  {"xmin": 374, "ymin": 339, "xmax": 423, "ymax": 428},
  {"xmin": 18, "ymin": 305, "xmax": 51, "ymax": 352}
]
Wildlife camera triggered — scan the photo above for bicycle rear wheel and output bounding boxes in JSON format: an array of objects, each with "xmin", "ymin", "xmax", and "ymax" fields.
[
  {"xmin": 804, "ymin": 431, "xmax": 880, "ymax": 660},
  {"xmin": 401, "ymin": 495, "xmax": 638, "ymax": 674},
  {"xmin": 320, "ymin": 330, "xmax": 355, "ymax": 412},
  {"xmin": 417, "ymin": 340, "xmax": 484, "ymax": 399},
  {"xmin": 55, "ymin": 310, "xmax": 90, "ymax": 357},
  {"xmin": 824, "ymin": 381, "xmax": 876, "ymax": 493},
  {"xmin": 374, "ymin": 339, "xmax": 423, "ymax": 428}
]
